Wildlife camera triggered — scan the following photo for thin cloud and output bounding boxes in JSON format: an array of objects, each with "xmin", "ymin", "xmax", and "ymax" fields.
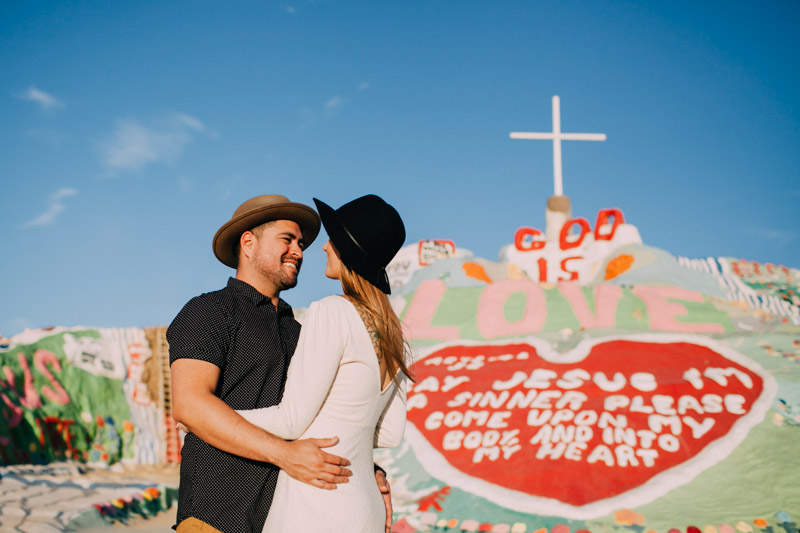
[
  {"xmin": 178, "ymin": 176, "xmax": 195, "ymax": 194},
  {"xmin": 25, "ymin": 128, "xmax": 65, "ymax": 147},
  {"xmin": 745, "ymin": 226, "xmax": 795, "ymax": 247},
  {"xmin": 19, "ymin": 86, "xmax": 63, "ymax": 111},
  {"xmin": 100, "ymin": 112, "xmax": 207, "ymax": 172},
  {"xmin": 174, "ymin": 112, "xmax": 206, "ymax": 132},
  {"xmin": 297, "ymin": 106, "xmax": 315, "ymax": 131},
  {"xmin": 299, "ymin": 93, "xmax": 353, "ymax": 129},
  {"xmin": 23, "ymin": 187, "xmax": 78, "ymax": 228},
  {"xmin": 217, "ymin": 175, "xmax": 241, "ymax": 202},
  {"xmin": 283, "ymin": 5, "xmax": 296, "ymax": 14},
  {"xmin": 357, "ymin": 82, "xmax": 370, "ymax": 91},
  {"xmin": 324, "ymin": 96, "xmax": 347, "ymax": 116}
]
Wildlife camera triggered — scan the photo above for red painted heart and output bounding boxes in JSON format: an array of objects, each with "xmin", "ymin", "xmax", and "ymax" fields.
[{"xmin": 404, "ymin": 335, "xmax": 774, "ymax": 518}]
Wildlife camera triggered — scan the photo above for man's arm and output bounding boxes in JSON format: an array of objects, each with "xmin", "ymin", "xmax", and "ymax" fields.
[
  {"xmin": 171, "ymin": 358, "xmax": 351, "ymax": 489},
  {"xmin": 375, "ymin": 466, "xmax": 393, "ymax": 533}
]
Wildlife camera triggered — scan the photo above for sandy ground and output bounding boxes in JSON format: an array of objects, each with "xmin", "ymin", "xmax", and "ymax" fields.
[
  {"xmin": 79, "ymin": 464, "xmax": 180, "ymax": 532},
  {"xmin": 80, "ymin": 505, "xmax": 178, "ymax": 532},
  {"xmin": 0, "ymin": 462, "xmax": 181, "ymax": 532},
  {"xmin": 78, "ymin": 464, "xmax": 180, "ymax": 533}
]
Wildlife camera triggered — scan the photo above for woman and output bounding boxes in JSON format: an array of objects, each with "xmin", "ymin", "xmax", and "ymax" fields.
[{"xmin": 236, "ymin": 194, "xmax": 412, "ymax": 532}]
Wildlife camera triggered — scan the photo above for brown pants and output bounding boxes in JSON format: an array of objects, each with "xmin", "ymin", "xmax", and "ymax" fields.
[{"xmin": 176, "ymin": 517, "xmax": 225, "ymax": 533}]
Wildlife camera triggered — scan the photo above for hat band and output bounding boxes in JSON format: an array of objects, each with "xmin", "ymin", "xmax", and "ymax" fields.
[{"xmin": 339, "ymin": 222, "xmax": 386, "ymax": 277}]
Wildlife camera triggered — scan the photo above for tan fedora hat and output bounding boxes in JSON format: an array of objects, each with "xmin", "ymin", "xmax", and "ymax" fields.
[{"xmin": 213, "ymin": 195, "xmax": 321, "ymax": 269}]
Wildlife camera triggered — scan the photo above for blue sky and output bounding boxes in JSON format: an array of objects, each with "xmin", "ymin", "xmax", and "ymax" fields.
[{"xmin": 2, "ymin": 1, "xmax": 798, "ymax": 335}]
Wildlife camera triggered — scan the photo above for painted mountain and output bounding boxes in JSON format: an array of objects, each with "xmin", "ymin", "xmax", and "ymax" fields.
[
  {"xmin": 378, "ymin": 207, "xmax": 799, "ymax": 532},
  {"xmin": 2, "ymin": 205, "xmax": 798, "ymax": 532}
]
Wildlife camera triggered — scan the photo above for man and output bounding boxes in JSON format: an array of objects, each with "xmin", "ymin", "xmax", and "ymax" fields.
[{"xmin": 168, "ymin": 195, "xmax": 392, "ymax": 533}]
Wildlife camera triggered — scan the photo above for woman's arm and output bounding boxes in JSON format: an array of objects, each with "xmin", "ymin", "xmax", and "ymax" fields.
[
  {"xmin": 374, "ymin": 372, "xmax": 408, "ymax": 448},
  {"xmin": 237, "ymin": 298, "xmax": 345, "ymax": 439}
]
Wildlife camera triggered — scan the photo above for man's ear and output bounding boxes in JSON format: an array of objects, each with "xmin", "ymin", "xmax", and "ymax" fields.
[{"xmin": 240, "ymin": 231, "xmax": 255, "ymax": 261}]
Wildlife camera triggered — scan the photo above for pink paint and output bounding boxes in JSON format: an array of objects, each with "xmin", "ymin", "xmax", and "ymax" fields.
[
  {"xmin": 1, "ymin": 356, "xmax": 43, "ymax": 409},
  {"xmin": 1, "ymin": 367, "xmax": 13, "ymax": 393},
  {"xmin": 0, "ymin": 363, "xmax": 24, "ymax": 442},
  {"xmin": 461, "ymin": 520, "xmax": 480, "ymax": 532},
  {"xmin": 389, "ymin": 518, "xmax": 416, "ymax": 533},
  {"xmin": 632, "ymin": 286, "xmax": 725, "ymax": 333},
  {"xmin": 33, "ymin": 349, "xmax": 71, "ymax": 405},
  {"xmin": 558, "ymin": 282, "xmax": 622, "ymax": 329},
  {"xmin": 16, "ymin": 353, "xmax": 43, "ymax": 409},
  {"xmin": 477, "ymin": 280, "xmax": 546, "ymax": 338},
  {"xmin": 404, "ymin": 279, "xmax": 460, "ymax": 340},
  {"xmin": 0, "ymin": 392, "xmax": 23, "ymax": 428}
]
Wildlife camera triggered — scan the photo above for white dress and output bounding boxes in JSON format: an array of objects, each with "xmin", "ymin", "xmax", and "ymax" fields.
[{"xmin": 237, "ymin": 295, "xmax": 407, "ymax": 532}]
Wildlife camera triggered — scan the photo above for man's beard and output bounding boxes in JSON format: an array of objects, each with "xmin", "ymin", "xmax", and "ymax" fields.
[
  {"xmin": 253, "ymin": 251, "xmax": 302, "ymax": 293},
  {"xmin": 274, "ymin": 254, "xmax": 301, "ymax": 291},
  {"xmin": 277, "ymin": 271, "xmax": 299, "ymax": 291}
]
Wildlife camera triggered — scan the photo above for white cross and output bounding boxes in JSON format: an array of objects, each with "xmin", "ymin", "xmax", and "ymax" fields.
[{"xmin": 510, "ymin": 95, "xmax": 606, "ymax": 197}]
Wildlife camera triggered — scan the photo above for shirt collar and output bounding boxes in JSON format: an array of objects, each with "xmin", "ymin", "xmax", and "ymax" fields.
[{"xmin": 227, "ymin": 277, "xmax": 293, "ymax": 313}]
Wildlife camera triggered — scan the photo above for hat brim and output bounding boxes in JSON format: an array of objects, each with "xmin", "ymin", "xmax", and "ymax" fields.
[
  {"xmin": 213, "ymin": 202, "xmax": 321, "ymax": 269},
  {"xmin": 314, "ymin": 198, "xmax": 391, "ymax": 294}
]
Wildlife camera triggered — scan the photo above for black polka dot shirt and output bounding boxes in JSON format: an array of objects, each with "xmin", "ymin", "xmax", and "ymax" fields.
[{"xmin": 167, "ymin": 277, "xmax": 301, "ymax": 533}]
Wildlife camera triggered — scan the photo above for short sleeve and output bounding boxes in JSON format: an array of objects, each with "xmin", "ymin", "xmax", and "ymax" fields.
[{"xmin": 166, "ymin": 295, "xmax": 230, "ymax": 368}]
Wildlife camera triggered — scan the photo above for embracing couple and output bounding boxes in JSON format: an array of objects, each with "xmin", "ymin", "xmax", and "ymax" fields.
[{"xmin": 167, "ymin": 194, "xmax": 411, "ymax": 532}]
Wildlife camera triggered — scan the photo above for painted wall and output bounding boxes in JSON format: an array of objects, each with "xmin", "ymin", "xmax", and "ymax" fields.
[
  {"xmin": 1, "ymin": 327, "xmax": 166, "ymax": 465},
  {"xmin": 382, "ymin": 209, "xmax": 800, "ymax": 532},
  {"xmin": 2, "ymin": 207, "xmax": 799, "ymax": 532}
]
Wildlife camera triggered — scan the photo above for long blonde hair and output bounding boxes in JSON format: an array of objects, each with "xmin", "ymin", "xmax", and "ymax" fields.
[{"xmin": 339, "ymin": 263, "xmax": 414, "ymax": 384}]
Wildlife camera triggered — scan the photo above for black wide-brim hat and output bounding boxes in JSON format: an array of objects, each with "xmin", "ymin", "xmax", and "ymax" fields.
[
  {"xmin": 314, "ymin": 195, "xmax": 405, "ymax": 294},
  {"xmin": 213, "ymin": 195, "xmax": 321, "ymax": 269}
]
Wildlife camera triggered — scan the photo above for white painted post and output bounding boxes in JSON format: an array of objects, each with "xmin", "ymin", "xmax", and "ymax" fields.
[{"xmin": 552, "ymin": 95, "xmax": 563, "ymax": 196}]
